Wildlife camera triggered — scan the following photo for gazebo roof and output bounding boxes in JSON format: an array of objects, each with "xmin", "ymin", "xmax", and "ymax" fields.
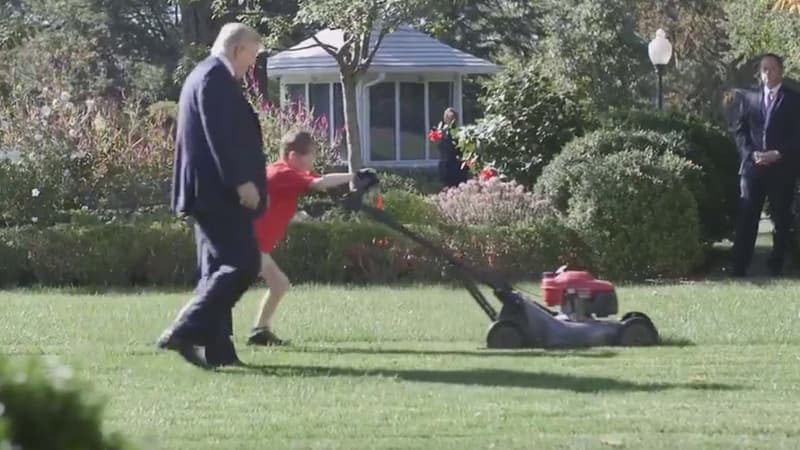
[{"xmin": 267, "ymin": 25, "xmax": 499, "ymax": 77}]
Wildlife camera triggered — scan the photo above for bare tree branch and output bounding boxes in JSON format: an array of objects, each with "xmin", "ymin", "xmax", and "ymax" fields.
[
  {"xmin": 340, "ymin": 32, "xmax": 358, "ymax": 70},
  {"xmin": 310, "ymin": 33, "xmax": 339, "ymax": 56},
  {"xmin": 360, "ymin": 29, "xmax": 388, "ymax": 71},
  {"xmin": 358, "ymin": 29, "xmax": 371, "ymax": 63},
  {"xmin": 283, "ymin": 42, "xmax": 329, "ymax": 52}
]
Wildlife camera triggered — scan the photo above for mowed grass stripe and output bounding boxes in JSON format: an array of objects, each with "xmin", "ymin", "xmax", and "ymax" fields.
[{"xmin": 1, "ymin": 281, "xmax": 799, "ymax": 449}]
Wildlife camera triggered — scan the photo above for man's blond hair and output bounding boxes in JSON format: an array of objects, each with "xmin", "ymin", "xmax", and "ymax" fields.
[{"xmin": 210, "ymin": 22, "xmax": 262, "ymax": 57}]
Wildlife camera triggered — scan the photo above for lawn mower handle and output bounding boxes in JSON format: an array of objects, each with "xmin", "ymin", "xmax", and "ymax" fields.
[
  {"xmin": 357, "ymin": 203, "xmax": 512, "ymax": 291},
  {"xmin": 339, "ymin": 185, "xmax": 514, "ymax": 320}
]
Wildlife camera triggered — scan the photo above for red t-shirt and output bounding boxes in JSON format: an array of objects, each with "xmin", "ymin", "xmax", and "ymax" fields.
[{"xmin": 253, "ymin": 160, "xmax": 318, "ymax": 253}]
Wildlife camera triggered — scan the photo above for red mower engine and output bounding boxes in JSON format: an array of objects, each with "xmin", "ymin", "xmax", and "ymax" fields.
[{"xmin": 541, "ymin": 269, "xmax": 618, "ymax": 321}]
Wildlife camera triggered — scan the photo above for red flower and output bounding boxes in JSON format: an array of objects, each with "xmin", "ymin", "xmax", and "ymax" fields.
[
  {"xmin": 428, "ymin": 129, "xmax": 444, "ymax": 143},
  {"xmin": 375, "ymin": 194, "xmax": 384, "ymax": 210},
  {"xmin": 479, "ymin": 167, "xmax": 498, "ymax": 180}
]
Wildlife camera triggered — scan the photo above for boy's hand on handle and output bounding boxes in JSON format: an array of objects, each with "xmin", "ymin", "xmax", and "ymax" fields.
[
  {"xmin": 237, "ymin": 182, "xmax": 260, "ymax": 209},
  {"xmin": 353, "ymin": 168, "xmax": 379, "ymax": 191}
]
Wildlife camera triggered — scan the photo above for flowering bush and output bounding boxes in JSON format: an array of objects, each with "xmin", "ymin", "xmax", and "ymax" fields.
[
  {"xmin": 0, "ymin": 80, "xmax": 350, "ymax": 228},
  {"xmin": 254, "ymin": 99, "xmax": 344, "ymax": 173},
  {"xmin": 431, "ymin": 178, "xmax": 554, "ymax": 227},
  {"xmin": 0, "ymin": 88, "xmax": 173, "ymax": 226}
]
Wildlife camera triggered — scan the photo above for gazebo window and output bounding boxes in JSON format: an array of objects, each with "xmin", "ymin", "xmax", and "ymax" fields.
[
  {"xmin": 268, "ymin": 25, "xmax": 499, "ymax": 167},
  {"xmin": 281, "ymin": 79, "xmax": 454, "ymax": 163},
  {"xmin": 369, "ymin": 82, "xmax": 396, "ymax": 161},
  {"xmin": 309, "ymin": 83, "xmax": 330, "ymax": 123},
  {"xmin": 399, "ymin": 82, "xmax": 426, "ymax": 160},
  {"xmin": 428, "ymin": 82, "xmax": 454, "ymax": 130},
  {"xmin": 368, "ymin": 81, "xmax": 453, "ymax": 162},
  {"xmin": 286, "ymin": 83, "xmax": 306, "ymax": 105}
]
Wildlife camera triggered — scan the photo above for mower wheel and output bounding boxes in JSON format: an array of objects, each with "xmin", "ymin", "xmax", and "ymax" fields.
[
  {"xmin": 621, "ymin": 311, "xmax": 655, "ymax": 327},
  {"xmin": 617, "ymin": 316, "xmax": 659, "ymax": 347},
  {"xmin": 486, "ymin": 321, "xmax": 524, "ymax": 349}
]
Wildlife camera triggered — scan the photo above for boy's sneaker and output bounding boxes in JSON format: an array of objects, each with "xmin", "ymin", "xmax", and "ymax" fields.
[{"xmin": 247, "ymin": 327, "xmax": 288, "ymax": 346}]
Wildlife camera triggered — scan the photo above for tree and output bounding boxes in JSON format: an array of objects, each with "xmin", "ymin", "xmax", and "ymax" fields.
[
  {"xmin": 632, "ymin": 0, "xmax": 732, "ymax": 123},
  {"xmin": 0, "ymin": 0, "xmax": 181, "ymax": 101},
  {"xmin": 532, "ymin": 0, "xmax": 651, "ymax": 115},
  {"xmin": 272, "ymin": 0, "xmax": 429, "ymax": 172},
  {"xmin": 724, "ymin": 0, "xmax": 800, "ymax": 83},
  {"xmin": 416, "ymin": 0, "xmax": 543, "ymax": 61}
]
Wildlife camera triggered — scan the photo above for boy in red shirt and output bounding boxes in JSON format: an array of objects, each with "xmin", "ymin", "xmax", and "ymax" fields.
[{"xmin": 248, "ymin": 130, "xmax": 356, "ymax": 346}]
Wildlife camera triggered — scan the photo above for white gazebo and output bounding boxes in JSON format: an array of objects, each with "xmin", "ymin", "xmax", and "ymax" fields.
[{"xmin": 266, "ymin": 25, "xmax": 499, "ymax": 167}]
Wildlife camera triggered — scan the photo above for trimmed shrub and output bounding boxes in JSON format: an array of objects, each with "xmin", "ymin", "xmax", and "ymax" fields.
[
  {"xmin": 598, "ymin": 108, "xmax": 739, "ymax": 243},
  {"xmin": 380, "ymin": 190, "xmax": 440, "ymax": 225},
  {"xmin": 534, "ymin": 128, "xmax": 717, "ymax": 243},
  {"xmin": 566, "ymin": 150, "xmax": 704, "ymax": 280},
  {"xmin": 0, "ymin": 214, "xmax": 579, "ymax": 286},
  {"xmin": 0, "ymin": 214, "xmax": 195, "ymax": 287},
  {"xmin": 0, "ymin": 355, "xmax": 130, "ymax": 449},
  {"xmin": 376, "ymin": 169, "xmax": 442, "ymax": 195},
  {"xmin": 431, "ymin": 178, "xmax": 554, "ymax": 227}
]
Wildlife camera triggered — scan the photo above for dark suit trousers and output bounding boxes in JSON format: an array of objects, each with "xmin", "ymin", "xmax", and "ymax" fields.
[
  {"xmin": 173, "ymin": 208, "xmax": 260, "ymax": 346},
  {"xmin": 732, "ymin": 169, "xmax": 796, "ymax": 272}
]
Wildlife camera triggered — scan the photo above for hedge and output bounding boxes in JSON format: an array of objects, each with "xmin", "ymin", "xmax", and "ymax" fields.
[
  {"xmin": 0, "ymin": 215, "xmax": 583, "ymax": 288},
  {"xmin": 598, "ymin": 108, "xmax": 739, "ymax": 243},
  {"xmin": 535, "ymin": 128, "xmax": 716, "ymax": 245},
  {"xmin": 565, "ymin": 149, "xmax": 704, "ymax": 280}
]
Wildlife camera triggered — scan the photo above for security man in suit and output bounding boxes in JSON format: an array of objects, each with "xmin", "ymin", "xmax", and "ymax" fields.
[
  {"xmin": 732, "ymin": 53, "xmax": 800, "ymax": 277},
  {"xmin": 157, "ymin": 22, "xmax": 267, "ymax": 369}
]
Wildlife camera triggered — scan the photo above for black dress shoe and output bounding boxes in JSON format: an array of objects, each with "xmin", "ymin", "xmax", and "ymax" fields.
[
  {"xmin": 156, "ymin": 330, "xmax": 212, "ymax": 370},
  {"xmin": 206, "ymin": 337, "xmax": 246, "ymax": 368}
]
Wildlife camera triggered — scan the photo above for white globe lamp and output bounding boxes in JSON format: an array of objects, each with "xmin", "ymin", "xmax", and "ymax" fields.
[{"xmin": 648, "ymin": 29, "xmax": 672, "ymax": 110}]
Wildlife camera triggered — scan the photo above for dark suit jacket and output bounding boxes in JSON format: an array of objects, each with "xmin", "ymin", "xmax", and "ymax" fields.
[
  {"xmin": 171, "ymin": 55, "xmax": 267, "ymax": 219},
  {"xmin": 735, "ymin": 85, "xmax": 800, "ymax": 179}
]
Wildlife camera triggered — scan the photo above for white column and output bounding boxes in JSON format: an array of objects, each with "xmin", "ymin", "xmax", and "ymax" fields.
[
  {"xmin": 424, "ymin": 81, "xmax": 430, "ymax": 160},
  {"xmin": 328, "ymin": 82, "xmax": 334, "ymax": 146},
  {"xmin": 279, "ymin": 80, "xmax": 286, "ymax": 109},
  {"xmin": 394, "ymin": 81, "xmax": 400, "ymax": 161},
  {"xmin": 455, "ymin": 74, "xmax": 463, "ymax": 126}
]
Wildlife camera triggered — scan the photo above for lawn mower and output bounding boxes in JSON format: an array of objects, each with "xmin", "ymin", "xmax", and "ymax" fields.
[{"xmin": 342, "ymin": 170, "xmax": 660, "ymax": 349}]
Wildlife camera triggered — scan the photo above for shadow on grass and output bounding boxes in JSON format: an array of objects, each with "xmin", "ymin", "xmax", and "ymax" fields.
[
  {"xmin": 658, "ymin": 337, "xmax": 696, "ymax": 347},
  {"xmin": 286, "ymin": 346, "xmax": 619, "ymax": 358},
  {"xmin": 221, "ymin": 364, "xmax": 742, "ymax": 393}
]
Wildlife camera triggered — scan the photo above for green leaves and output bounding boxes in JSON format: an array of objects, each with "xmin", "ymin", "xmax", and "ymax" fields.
[
  {"xmin": 0, "ymin": 356, "xmax": 131, "ymax": 449},
  {"xmin": 724, "ymin": 0, "xmax": 800, "ymax": 78},
  {"xmin": 456, "ymin": 63, "xmax": 585, "ymax": 188}
]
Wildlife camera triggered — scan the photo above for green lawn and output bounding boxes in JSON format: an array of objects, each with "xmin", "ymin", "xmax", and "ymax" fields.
[{"xmin": 1, "ymin": 281, "xmax": 799, "ymax": 449}]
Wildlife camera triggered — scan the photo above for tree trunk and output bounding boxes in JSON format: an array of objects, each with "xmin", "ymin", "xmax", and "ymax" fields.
[
  {"xmin": 253, "ymin": 51, "xmax": 269, "ymax": 101},
  {"xmin": 179, "ymin": 0, "xmax": 213, "ymax": 46},
  {"xmin": 341, "ymin": 73, "xmax": 363, "ymax": 173}
]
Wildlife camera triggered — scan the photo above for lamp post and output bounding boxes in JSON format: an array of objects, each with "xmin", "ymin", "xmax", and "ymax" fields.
[{"xmin": 648, "ymin": 29, "xmax": 673, "ymax": 110}]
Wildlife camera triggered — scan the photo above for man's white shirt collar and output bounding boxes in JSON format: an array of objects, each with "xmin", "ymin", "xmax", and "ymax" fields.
[
  {"xmin": 764, "ymin": 83, "xmax": 781, "ymax": 97},
  {"xmin": 215, "ymin": 53, "xmax": 236, "ymax": 78}
]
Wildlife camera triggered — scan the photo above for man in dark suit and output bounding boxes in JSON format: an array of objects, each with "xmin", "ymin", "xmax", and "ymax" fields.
[
  {"xmin": 731, "ymin": 53, "xmax": 800, "ymax": 277},
  {"xmin": 157, "ymin": 23, "xmax": 267, "ymax": 369}
]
